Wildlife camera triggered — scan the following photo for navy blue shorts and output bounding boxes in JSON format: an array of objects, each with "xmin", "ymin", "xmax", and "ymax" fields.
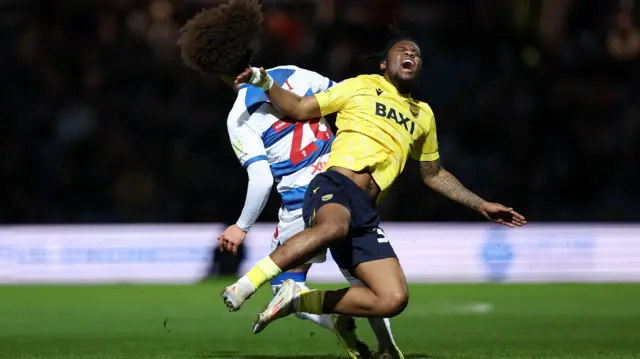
[{"xmin": 302, "ymin": 170, "xmax": 397, "ymax": 272}]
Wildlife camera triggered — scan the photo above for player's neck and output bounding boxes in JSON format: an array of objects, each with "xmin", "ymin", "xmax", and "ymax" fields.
[
  {"xmin": 219, "ymin": 75, "xmax": 242, "ymax": 92},
  {"xmin": 383, "ymin": 73, "xmax": 413, "ymax": 95}
]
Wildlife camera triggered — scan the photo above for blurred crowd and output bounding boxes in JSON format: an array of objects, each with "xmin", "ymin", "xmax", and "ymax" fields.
[{"xmin": 1, "ymin": 0, "xmax": 639, "ymax": 224}]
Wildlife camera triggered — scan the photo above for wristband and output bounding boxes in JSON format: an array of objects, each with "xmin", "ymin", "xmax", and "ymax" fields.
[{"xmin": 249, "ymin": 67, "xmax": 274, "ymax": 91}]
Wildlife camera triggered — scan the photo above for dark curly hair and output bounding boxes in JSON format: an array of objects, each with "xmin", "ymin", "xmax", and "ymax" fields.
[
  {"xmin": 358, "ymin": 20, "xmax": 415, "ymax": 74},
  {"xmin": 178, "ymin": 0, "xmax": 262, "ymax": 75}
]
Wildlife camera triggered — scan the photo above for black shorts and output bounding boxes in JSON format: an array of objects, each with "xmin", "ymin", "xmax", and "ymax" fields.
[{"xmin": 302, "ymin": 170, "xmax": 397, "ymax": 272}]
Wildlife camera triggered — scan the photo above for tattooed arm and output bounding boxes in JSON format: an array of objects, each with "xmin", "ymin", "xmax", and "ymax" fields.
[
  {"xmin": 419, "ymin": 159, "xmax": 527, "ymax": 227},
  {"xmin": 419, "ymin": 159, "xmax": 486, "ymax": 211}
]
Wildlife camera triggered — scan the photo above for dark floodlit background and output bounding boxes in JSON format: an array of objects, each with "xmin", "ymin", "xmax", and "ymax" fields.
[
  {"xmin": 2, "ymin": 0, "xmax": 639, "ymax": 224},
  {"xmin": 2, "ymin": 3, "xmax": 640, "ymax": 358}
]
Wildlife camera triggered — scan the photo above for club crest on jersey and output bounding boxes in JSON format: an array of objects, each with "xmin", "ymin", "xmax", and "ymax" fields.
[
  {"xmin": 409, "ymin": 103, "xmax": 420, "ymax": 118},
  {"xmin": 375, "ymin": 102, "xmax": 416, "ymax": 135}
]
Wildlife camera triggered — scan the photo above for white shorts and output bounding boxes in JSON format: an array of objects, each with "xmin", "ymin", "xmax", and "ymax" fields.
[{"xmin": 271, "ymin": 214, "xmax": 327, "ymax": 264}]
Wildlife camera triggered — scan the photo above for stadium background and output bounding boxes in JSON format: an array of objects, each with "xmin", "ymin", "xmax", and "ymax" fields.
[
  {"xmin": 1, "ymin": 1, "xmax": 640, "ymax": 358},
  {"xmin": 2, "ymin": 0, "xmax": 639, "ymax": 224}
]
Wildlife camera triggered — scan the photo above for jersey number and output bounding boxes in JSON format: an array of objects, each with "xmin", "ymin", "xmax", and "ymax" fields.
[
  {"xmin": 376, "ymin": 228, "xmax": 389, "ymax": 243},
  {"xmin": 277, "ymin": 117, "xmax": 331, "ymax": 165}
]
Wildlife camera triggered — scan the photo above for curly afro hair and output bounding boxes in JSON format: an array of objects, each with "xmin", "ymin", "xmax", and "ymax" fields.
[{"xmin": 178, "ymin": 0, "xmax": 262, "ymax": 75}]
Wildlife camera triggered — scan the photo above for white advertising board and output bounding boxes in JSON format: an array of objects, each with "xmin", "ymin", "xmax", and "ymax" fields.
[
  {"xmin": 243, "ymin": 223, "xmax": 640, "ymax": 283},
  {"xmin": 0, "ymin": 225, "xmax": 223, "ymax": 283},
  {"xmin": 0, "ymin": 223, "xmax": 639, "ymax": 284}
]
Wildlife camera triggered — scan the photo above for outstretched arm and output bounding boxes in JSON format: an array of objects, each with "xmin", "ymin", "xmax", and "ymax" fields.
[
  {"xmin": 266, "ymin": 82, "xmax": 321, "ymax": 120},
  {"xmin": 235, "ymin": 67, "xmax": 321, "ymax": 120},
  {"xmin": 420, "ymin": 159, "xmax": 486, "ymax": 211},
  {"xmin": 420, "ymin": 159, "xmax": 527, "ymax": 227}
]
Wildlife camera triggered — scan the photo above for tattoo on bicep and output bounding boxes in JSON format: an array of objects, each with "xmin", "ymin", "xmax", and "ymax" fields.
[
  {"xmin": 420, "ymin": 160, "xmax": 484, "ymax": 211},
  {"xmin": 419, "ymin": 160, "xmax": 440, "ymax": 179}
]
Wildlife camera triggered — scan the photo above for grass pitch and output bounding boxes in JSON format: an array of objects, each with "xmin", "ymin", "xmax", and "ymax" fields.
[{"xmin": 1, "ymin": 281, "xmax": 639, "ymax": 359}]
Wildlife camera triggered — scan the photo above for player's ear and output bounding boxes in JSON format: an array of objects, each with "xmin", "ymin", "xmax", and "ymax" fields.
[{"xmin": 380, "ymin": 60, "xmax": 386, "ymax": 71}]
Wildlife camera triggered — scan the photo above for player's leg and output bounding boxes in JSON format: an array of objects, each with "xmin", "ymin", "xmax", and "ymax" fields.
[
  {"xmin": 342, "ymin": 271, "xmax": 403, "ymax": 359},
  {"xmin": 253, "ymin": 212, "xmax": 408, "ymax": 330},
  {"xmin": 221, "ymin": 172, "xmax": 353, "ymax": 310},
  {"xmin": 271, "ymin": 265, "xmax": 334, "ymax": 331},
  {"xmin": 269, "ymin": 218, "xmax": 371, "ymax": 359},
  {"xmin": 295, "ymin": 171, "xmax": 409, "ymax": 318},
  {"xmin": 224, "ymin": 169, "xmax": 406, "ymax": 314},
  {"xmin": 269, "ymin": 220, "xmax": 335, "ymax": 331},
  {"xmin": 252, "ymin": 171, "xmax": 409, "ymax": 330},
  {"xmin": 221, "ymin": 227, "xmax": 340, "ymax": 311},
  {"xmin": 349, "ymin": 259, "xmax": 406, "ymax": 359},
  {"xmin": 272, "ymin": 266, "xmax": 370, "ymax": 359},
  {"xmin": 222, "ymin": 223, "xmax": 345, "ymax": 309},
  {"xmin": 301, "ymin": 256, "xmax": 409, "ymax": 318}
]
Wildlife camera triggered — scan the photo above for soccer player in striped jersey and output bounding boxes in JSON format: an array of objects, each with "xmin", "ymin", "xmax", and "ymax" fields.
[{"xmin": 223, "ymin": 24, "xmax": 527, "ymax": 352}]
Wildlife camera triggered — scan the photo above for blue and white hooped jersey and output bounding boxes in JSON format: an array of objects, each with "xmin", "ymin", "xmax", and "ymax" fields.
[{"xmin": 227, "ymin": 66, "xmax": 336, "ymax": 220}]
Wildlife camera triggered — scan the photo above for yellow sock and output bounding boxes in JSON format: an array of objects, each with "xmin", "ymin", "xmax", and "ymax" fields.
[
  {"xmin": 297, "ymin": 289, "xmax": 325, "ymax": 314},
  {"xmin": 246, "ymin": 256, "xmax": 282, "ymax": 289}
]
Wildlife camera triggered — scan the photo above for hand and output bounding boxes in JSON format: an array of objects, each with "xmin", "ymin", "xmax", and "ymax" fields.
[
  {"xmin": 217, "ymin": 224, "xmax": 247, "ymax": 255},
  {"xmin": 234, "ymin": 67, "xmax": 273, "ymax": 90},
  {"xmin": 234, "ymin": 67, "xmax": 256, "ymax": 85},
  {"xmin": 478, "ymin": 202, "xmax": 527, "ymax": 228}
]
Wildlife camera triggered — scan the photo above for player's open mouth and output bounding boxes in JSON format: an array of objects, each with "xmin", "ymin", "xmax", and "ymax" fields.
[{"xmin": 401, "ymin": 58, "xmax": 415, "ymax": 70}]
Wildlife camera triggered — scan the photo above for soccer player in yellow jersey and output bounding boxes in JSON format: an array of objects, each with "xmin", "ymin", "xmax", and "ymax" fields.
[{"xmin": 222, "ymin": 34, "xmax": 527, "ymax": 347}]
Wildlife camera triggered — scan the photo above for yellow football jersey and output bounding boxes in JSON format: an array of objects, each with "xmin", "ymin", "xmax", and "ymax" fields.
[{"xmin": 314, "ymin": 74, "xmax": 439, "ymax": 201}]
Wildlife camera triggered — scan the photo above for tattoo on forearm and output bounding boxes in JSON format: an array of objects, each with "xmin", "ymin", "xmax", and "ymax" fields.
[{"xmin": 420, "ymin": 160, "xmax": 485, "ymax": 211}]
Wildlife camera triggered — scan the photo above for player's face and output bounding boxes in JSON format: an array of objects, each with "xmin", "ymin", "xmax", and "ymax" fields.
[{"xmin": 381, "ymin": 40, "xmax": 422, "ymax": 85}]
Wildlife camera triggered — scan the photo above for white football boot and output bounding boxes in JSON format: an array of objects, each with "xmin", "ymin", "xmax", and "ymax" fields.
[
  {"xmin": 253, "ymin": 279, "xmax": 299, "ymax": 333},
  {"xmin": 221, "ymin": 282, "xmax": 254, "ymax": 312}
]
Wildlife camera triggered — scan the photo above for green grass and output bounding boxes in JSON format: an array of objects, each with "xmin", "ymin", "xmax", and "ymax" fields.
[{"xmin": 1, "ymin": 282, "xmax": 639, "ymax": 359}]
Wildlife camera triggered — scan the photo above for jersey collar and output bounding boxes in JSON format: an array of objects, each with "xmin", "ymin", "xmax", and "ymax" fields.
[{"xmin": 377, "ymin": 74, "xmax": 412, "ymax": 99}]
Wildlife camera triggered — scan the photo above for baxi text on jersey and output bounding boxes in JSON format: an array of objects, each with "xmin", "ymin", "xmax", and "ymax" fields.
[{"xmin": 375, "ymin": 102, "xmax": 416, "ymax": 135}]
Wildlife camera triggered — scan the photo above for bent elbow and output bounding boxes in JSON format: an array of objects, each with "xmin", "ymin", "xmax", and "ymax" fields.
[
  {"xmin": 291, "ymin": 106, "xmax": 310, "ymax": 121},
  {"xmin": 293, "ymin": 97, "xmax": 319, "ymax": 120},
  {"xmin": 247, "ymin": 161, "xmax": 274, "ymax": 191},
  {"xmin": 252, "ymin": 174, "xmax": 273, "ymax": 193}
]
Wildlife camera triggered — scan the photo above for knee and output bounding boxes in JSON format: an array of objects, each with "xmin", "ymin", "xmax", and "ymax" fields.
[{"xmin": 376, "ymin": 287, "xmax": 409, "ymax": 318}]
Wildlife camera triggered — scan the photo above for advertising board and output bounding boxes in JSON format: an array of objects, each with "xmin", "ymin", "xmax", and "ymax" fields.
[{"xmin": 1, "ymin": 224, "xmax": 638, "ymax": 283}]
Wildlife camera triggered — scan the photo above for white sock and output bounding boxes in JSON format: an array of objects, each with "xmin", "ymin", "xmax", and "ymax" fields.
[
  {"xmin": 272, "ymin": 281, "xmax": 335, "ymax": 332},
  {"xmin": 234, "ymin": 275, "xmax": 256, "ymax": 299},
  {"xmin": 368, "ymin": 318, "xmax": 396, "ymax": 351}
]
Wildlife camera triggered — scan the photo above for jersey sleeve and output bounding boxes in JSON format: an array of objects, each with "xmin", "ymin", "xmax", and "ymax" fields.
[
  {"xmin": 227, "ymin": 107, "xmax": 268, "ymax": 168},
  {"xmin": 411, "ymin": 112, "xmax": 440, "ymax": 162},
  {"xmin": 235, "ymin": 160, "xmax": 273, "ymax": 231},
  {"xmin": 313, "ymin": 77, "xmax": 361, "ymax": 117},
  {"xmin": 296, "ymin": 67, "xmax": 336, "ymax": 93}
]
